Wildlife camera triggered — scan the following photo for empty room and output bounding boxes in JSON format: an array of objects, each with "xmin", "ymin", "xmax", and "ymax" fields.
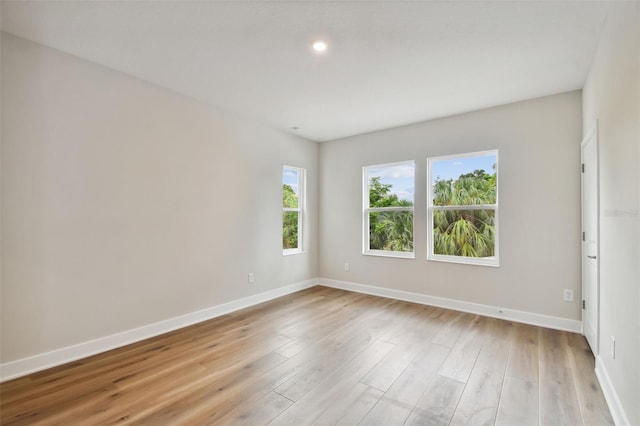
[{"xmin": 1, "ymin": 1, "xmax": 638, "ymax": 425}]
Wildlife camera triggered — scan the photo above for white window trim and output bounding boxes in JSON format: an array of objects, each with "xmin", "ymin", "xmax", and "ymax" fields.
[
  {"xmin": 283, "ymin": 165, "xmax": 305, "ymax": 256},
  {"xmin": 427, "ymin": 150, "xmax": 499, "ymax": 267},
  {"xmin": 363, "ymin": 160, "xmax": 415, "ymax": 259}
]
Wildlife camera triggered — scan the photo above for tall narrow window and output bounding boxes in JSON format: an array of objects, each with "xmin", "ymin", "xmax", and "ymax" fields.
[
  {"xmin": 427, "ymin": 150, "xmax": 499, "ymax": 266},
  {"xmin": 283, "ymin": 166, "xmax": 305, "ymax": 254},
  {"xmin": 363, "ymin": 161, "xmax": 415, "ymax": 258}
]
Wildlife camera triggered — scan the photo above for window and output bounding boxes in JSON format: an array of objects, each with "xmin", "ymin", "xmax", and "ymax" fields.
[
  {"xmin": 427, "ymin": 150, "xmax": 498, "ymax": 266},
  {"xmin": 363, "ymin": 161, "xmax": 415, "ymax": 258},
  {"xmin": 283, "ymin": 166, "xmax": 305, "ymax": 254}
]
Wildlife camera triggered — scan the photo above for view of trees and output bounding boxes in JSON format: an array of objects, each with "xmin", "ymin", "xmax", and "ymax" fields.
[
  {"xmin": 432, "ymin": 167, "xmax": 497, "ymax": 258},
  {"xmin": 283, "ymin": 184, "xmax": 299, "ymax": 249},
  {"xmin": 283, "ymin": 158, "xmax": 495, "ymax": 258},
  {"xmin": 368, "ymin": 177, "xmax": 414, "ymax": 252}
]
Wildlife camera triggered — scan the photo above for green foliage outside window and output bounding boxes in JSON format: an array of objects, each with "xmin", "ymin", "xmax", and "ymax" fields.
[
  {"xmin": 432, "ymin": 167, "xmax": 497, "ymax": 258},
  {"xmin": 283, "ymin": 183, "xmax": 298, "ymax": 209},
  {"xmin": 368, "ymin": 177, "xmax": 414, "ymax": 252},
  {"xmin": 283, "ymin": 184, "xmax": 299, "ymax": 249}
]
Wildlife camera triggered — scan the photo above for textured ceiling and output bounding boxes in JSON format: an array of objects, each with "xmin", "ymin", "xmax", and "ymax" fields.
[{"xmin": 1, "ymin": 1, "xmax": 611, "ymax": 141}]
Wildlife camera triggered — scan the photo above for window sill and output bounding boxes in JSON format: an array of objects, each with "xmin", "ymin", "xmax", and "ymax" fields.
[
  {"xmin": 427, "ymin": 254, "xmax": 499, "ymax": 267},
  {"xmin": 283, "ymin": 249, "xmax": 305, "ymax": 256},
  {"xmin": 363, "ymin": 250, "xmax": 415, "ymax": 259}
]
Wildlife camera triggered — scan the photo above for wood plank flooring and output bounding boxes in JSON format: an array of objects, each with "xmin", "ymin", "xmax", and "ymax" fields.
[{"xmin": 0, "ymin": 286, "xmax": 614, "ymax": 425}]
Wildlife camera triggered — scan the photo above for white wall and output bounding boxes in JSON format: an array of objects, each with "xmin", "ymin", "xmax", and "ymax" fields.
[
  {"xmin": 0, "ymin": 33, "xmax": 318, "ymax": 364},
  {"xmin": 319, "ymin": 91, "xmax": 583, "ymax": 321},
  {"xmin": 582, "ymin": 3, "xmax": 640, "ymax": 424}
]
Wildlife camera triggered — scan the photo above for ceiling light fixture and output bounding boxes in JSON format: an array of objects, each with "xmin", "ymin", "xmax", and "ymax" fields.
[{"xmin": 312, "ymin": 40, "xmax": 328, "ymax": 53}]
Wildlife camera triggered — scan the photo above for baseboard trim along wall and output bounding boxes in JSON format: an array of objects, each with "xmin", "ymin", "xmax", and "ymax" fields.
[
  {"xmin": 1, "ymin": 277, "xmax": 583, "ymax": 382},
  {"xmin": 318, "ymin": 278, "xmax": 582, "ymax": 333},
  {"xmin": 595, "ymin": 356, "xmax": 630, "ymax": 426},
  {"xmin": 0, "ymin": 279, "xmax": 317, "ymax": 383}
]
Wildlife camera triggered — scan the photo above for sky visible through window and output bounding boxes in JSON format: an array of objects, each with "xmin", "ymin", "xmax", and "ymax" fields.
[
  {"xmin": 367, "ymin": 156, "xmax": 495, "ymax": 203},
  {"xmin": 367, "ymin": 163, "xmax": 415, "ymax": 202},
  {"xmin": 432, "ymin": 154, "xmax": 496, "ymax": 183},
  {"xmin": 283, "ymin": 168, "xmax": 299, "ymax": 195}
]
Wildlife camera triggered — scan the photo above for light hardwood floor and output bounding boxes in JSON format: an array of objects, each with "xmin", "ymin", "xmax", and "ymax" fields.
[{"xmin": 0, "ymin": 286, "xmax": 613, "ymax": 425}]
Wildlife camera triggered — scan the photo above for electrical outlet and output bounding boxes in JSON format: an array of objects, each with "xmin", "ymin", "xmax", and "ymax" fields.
[
  {"xmin": 248, "ymin": 273, "xmax": 254, "ymax": 284},
  {"xmin": 344, "ymin": 262, "xmax": 350, "ymax": 272},
  {"xmin": 563, "ymin": 289, "xmax": 574, "ymax": 302},
  {"xmin": 611, "ymin": 336, "xmax": 616, "ymax": 359}
]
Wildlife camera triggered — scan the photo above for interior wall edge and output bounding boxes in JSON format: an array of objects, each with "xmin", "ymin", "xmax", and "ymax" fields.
[{"xmin": 595, "ymin": 355, "xmax": 631, "ymax": 426}]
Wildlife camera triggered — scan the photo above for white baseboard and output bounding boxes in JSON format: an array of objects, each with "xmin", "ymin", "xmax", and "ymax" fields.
[
  {"xmin": 318, "ymin": 278, "xmax": 582, "ymax": 333},
  {"xmin": 0, "ymin": 277, "xmax": 584, "ymax": 383},
  {"xmin": 0, "ymin": 279, "xmax": 317, "ymax": 383},
  {"xmin": 595, "ymin": 356, "xmax": 631, "ymax": 426}
]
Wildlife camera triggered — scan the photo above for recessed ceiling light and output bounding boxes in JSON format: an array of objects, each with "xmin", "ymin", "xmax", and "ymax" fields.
[{"xmin": 312, "ymin": 40, "xmax": 328, "ymax": 53}]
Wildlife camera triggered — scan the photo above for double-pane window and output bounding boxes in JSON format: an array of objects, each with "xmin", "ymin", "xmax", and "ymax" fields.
[
  {"xmin": 363, "ymin": 161, "xmax": 415, "ymax": 258},
  {"xmin": 283, "ymin": 166, "xmax": 305, "ymax": 254},
  {"xmin": 427, "ymin": 151, "xmax": 498, "ymax": 266}
]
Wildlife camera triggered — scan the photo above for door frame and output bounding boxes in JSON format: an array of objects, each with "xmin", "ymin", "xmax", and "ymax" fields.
[{"xmin": 581, "ymin": 120, "xmax": 600, "ymax": 354}]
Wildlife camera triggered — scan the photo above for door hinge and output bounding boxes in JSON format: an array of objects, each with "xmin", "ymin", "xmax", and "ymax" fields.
[
  {"xmin": 582, "ymin": 163, "xmax": 585, "ymax": 173},
  {"xmin": 582, "ymin": 232, "xmax": 585, "ymax": 241},
  {"xmin": 582, "ymin": 300, "xmax": 586, "ymax": 309}
]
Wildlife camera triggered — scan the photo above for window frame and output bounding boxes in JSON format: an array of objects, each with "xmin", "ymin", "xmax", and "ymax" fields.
[
  {"xmin": 363, "ymin": 160, "xmax": 415, "ymax": 259},
  {"xmin": 427, "ymin": 150, "xmax": 499, "ymax": 267},
  {"xmin": 282, "ymin": 165, "xmax": 306, "ymax": 256}
]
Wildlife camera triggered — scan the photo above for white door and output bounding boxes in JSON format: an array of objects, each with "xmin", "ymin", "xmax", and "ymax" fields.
[{"xmin": 581, "ymin": 122, "xmax": 599, "ymax": 354}]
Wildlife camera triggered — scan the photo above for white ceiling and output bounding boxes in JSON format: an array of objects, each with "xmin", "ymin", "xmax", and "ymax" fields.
[{"xmin": 1, "ymin": 1, "xmax": 612, "ymax": 142}]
